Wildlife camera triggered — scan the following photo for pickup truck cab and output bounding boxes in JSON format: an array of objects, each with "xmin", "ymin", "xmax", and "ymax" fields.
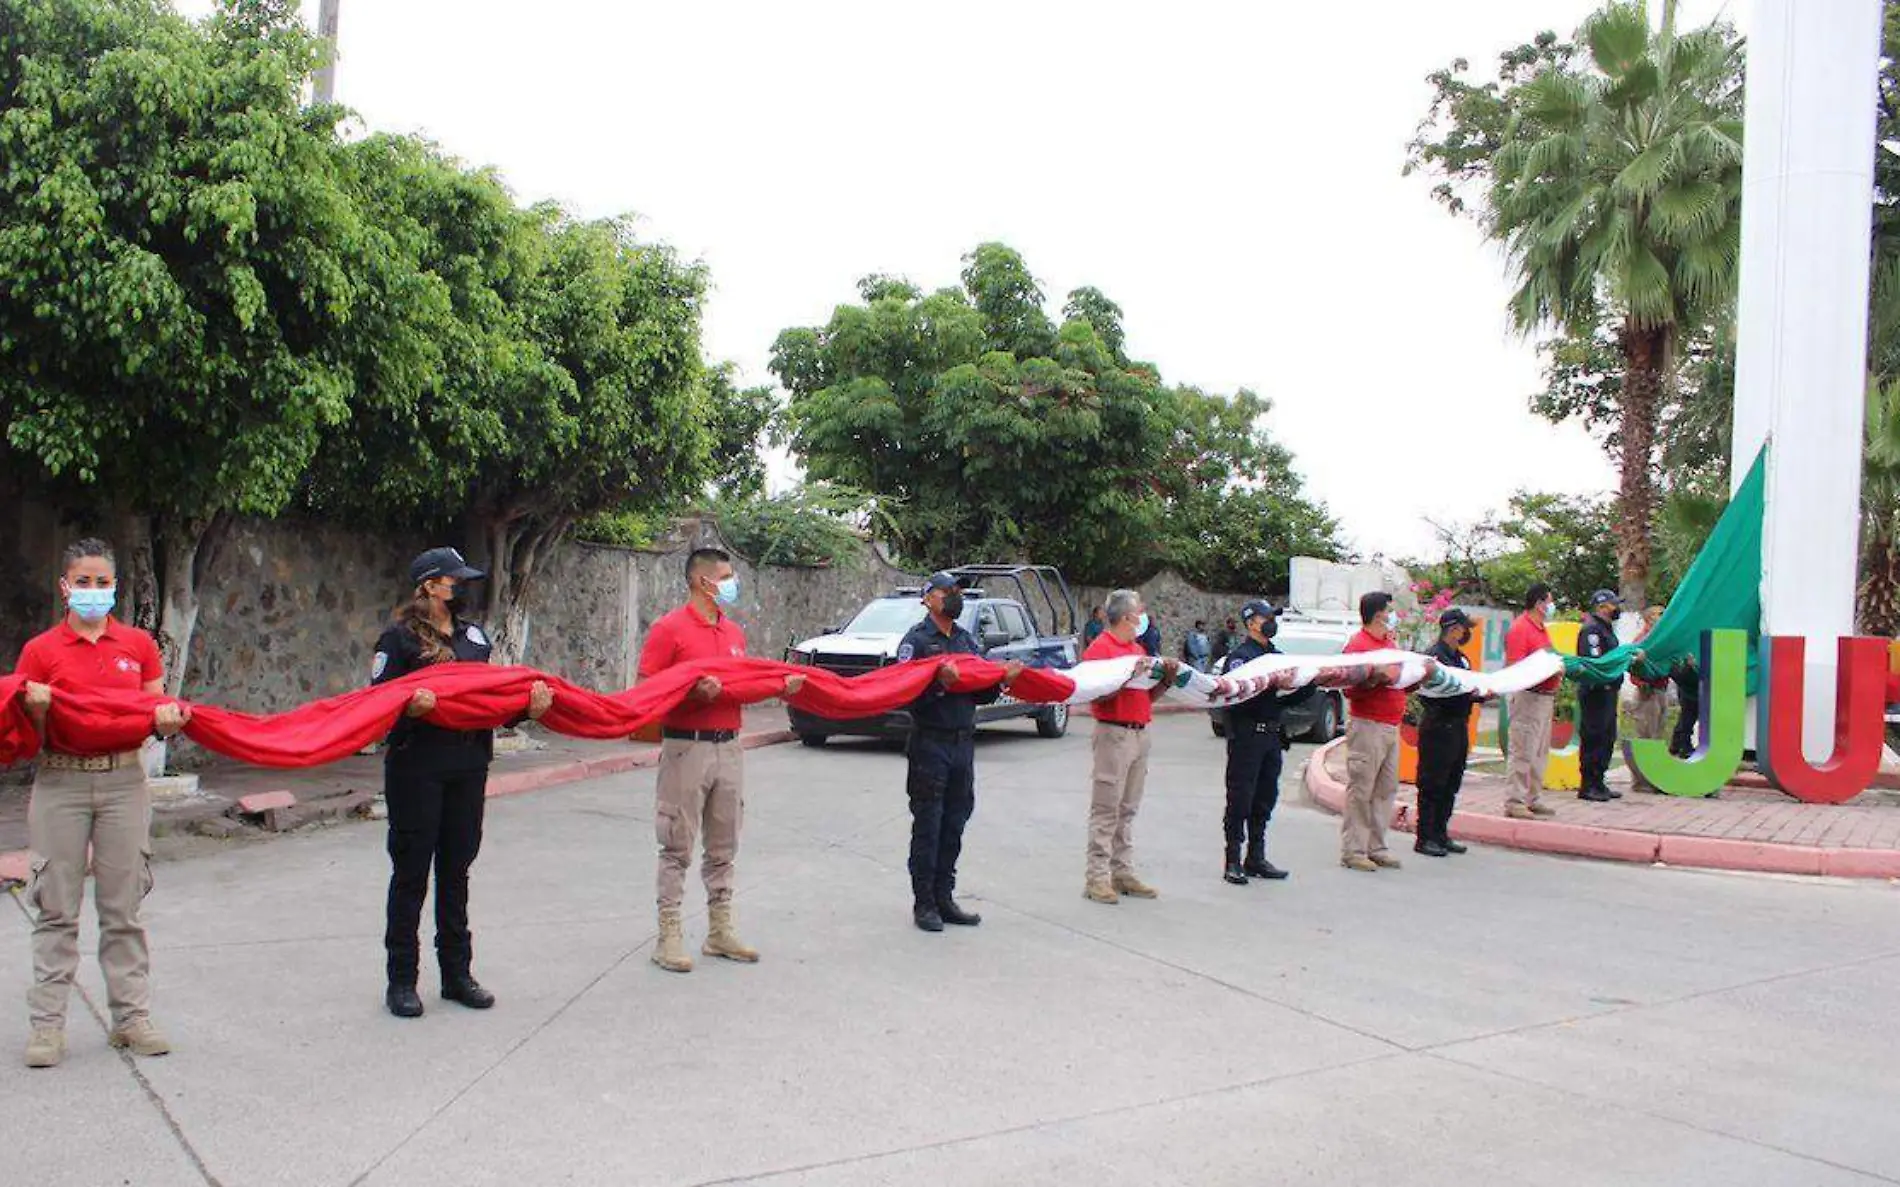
[{"xmin": 785, "ymin": 565, "xmax": 1080, "ymax": 746}]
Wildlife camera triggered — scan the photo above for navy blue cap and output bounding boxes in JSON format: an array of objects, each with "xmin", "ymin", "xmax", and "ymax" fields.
[
  {"xmin": 923, "ymin": 571, "xmax": 959, "ymax": 593},
  {"xmin": 1589, "ymin": 589, "xmax": 1622, "ymax": 608},
  {"xmin": 411, "ymin": 547, "xmax": 485, "ymax": 585},
  {"xmin": 1439, "ymin": 607, "xmax": 1473, "ymax": 630},
  {"xmin": 1240, "ymin": 599, "xmax": 1277, "ymax": 622}
]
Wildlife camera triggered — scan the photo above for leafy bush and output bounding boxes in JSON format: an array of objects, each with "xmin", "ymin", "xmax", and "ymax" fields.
[{"xmin": 713, "ymin": 485, "xmax": 880, "ymax": 569}]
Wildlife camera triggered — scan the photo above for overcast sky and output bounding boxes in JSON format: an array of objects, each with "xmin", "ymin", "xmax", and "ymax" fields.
[{"xmin": 179, "ymin": 0, "xmax": 1745, "ymax": 561}]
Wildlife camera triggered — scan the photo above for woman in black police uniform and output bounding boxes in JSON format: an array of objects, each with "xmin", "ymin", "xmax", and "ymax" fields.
[{"xmin": 372, "ymin": 547, "xmax": 551, "ymax": 1019}]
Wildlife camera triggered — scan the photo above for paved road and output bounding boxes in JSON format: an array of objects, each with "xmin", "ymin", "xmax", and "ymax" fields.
[{"xmin": 5, "ymin": 715, "xmax": 1898, "ymax": 1186}]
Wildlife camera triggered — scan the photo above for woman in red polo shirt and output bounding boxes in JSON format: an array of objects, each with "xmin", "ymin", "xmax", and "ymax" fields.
[{"xmin": 13, "ymin": 538, "xmax": 188, "ymax": 1069}]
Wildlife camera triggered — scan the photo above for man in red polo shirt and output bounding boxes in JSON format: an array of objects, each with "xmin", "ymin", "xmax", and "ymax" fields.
[
  {"xmin": 1339, "ymin": 591, "xmax": 1431, "ymax": 872},
  {"xmin": 13, "ymin": 538, "xmax": 187, "ymax": 1068},
  {"xmin": 638, "ymin": 547, "xmax": 802, "ymax": 974},
  {"xmin": 1503, "ymin": 582, "xmax": 1562, "ymax": 820},
  {"xmin": 1081, "ymin": 588, "xmax": 1180, "ymax": 904}
]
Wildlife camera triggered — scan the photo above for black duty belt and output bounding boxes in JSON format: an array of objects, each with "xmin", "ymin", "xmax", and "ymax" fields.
[
  {"xmin": 1098, "ymin": 719, "xmax": 1147, "ymax": 731},
  {"xmin": 1233, "ymin": 721, "xmax": 1280, "ymax": 736},
  {"xmin": 663, "ymin": 728, "xmax": 738, "ymax": 743},
  {"xmin": 914, "ymin": 726, "xmax": 975, "ymax": 742}
]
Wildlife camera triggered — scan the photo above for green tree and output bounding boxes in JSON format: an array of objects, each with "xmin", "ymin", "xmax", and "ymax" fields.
[
  {"xmin": 1407, "ymin": 0, "xmax": 1745, "ymax": 607},
  {"xmin": 1416, "ymin": 491, "xmax": 1623, "ymax": 611},
  {"xmin": 0, "ymin": 0, "xmax": 382, "ymax": 690},
  {"xmin": 773, "ymin": 244, "xmax": 1335, "ymax": 586}
]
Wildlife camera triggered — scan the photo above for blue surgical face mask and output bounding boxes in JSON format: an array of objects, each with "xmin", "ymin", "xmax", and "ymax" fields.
[
  {"xmin": 714, "ymin": 576, "xmax": 740, "ymax": 606},
  {"xmin": 67, "ymin": 586, "xmax": 116, "ymax": 622},
  {"xmin": 1135, "ymin": 612, "xmax": 1150, "ymax": 637}
]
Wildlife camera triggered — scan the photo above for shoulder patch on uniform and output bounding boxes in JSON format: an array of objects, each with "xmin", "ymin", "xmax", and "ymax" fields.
[
  {"xmin": 372, "ymin": 652, "xmax": 388, "ymax": 680},
  {"xmin": 897, "ymin": 642, "xmax": 914, "ymax": 662},
  {"xmin": 466, "ymin": 625, "xmax": 487, "ymax": 646}
]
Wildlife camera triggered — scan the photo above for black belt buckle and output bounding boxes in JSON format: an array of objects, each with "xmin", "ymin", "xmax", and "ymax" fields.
[
  {"xmin": 1101, "ymin": 719, "xmax": 1146, "ymax": 731},
  {"xmin": 1253, "ymin": 722, "xmax": 1277, "ymax": 735},
  {"xmin": 663, "ymin": 728, "xmax": 738, "ymax": 743}
]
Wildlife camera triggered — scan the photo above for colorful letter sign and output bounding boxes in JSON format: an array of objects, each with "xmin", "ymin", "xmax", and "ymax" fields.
[
  {"xmin": 1627, "ymin": 629, "xmax": 1890, "ymax": 804},
  {"xmin": 1623, "ymin": 629, "xmax": 1748, "ymax": 799},
  {"xmin": 1756, "ymin": 635, "xmax": 1889, "ymax": 805}
]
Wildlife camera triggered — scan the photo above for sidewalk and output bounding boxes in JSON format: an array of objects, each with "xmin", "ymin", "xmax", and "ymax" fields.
[{"xmin": 1304, "ymin": 738, "xmax": 1900, "ymax": 879}]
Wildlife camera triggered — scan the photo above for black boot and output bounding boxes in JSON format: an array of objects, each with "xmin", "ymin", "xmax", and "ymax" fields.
[
  {"xmin": 441, "ymin": 975, "xmax": 495, "ymax": 1009},
  {"xmin": 937, "ymin": 894, "xmax": 981, "ymax": 926},
  {"xmin": 913, "ymin": 900, "xmax": 944, "ymax": 932},
  {"xmin": 1413, "ymin": 838, "xmax": 1449, "ymax": 857},
  {"xmin": 1243, "ymin": 843, "xmax": 1289, "ymax": 881},
  {"xmin": 1223, "ymin": 842, "xmax": 1248, "ymax": 885},
  {"xmin": 385, "ymin": 984, "xmax": 424, "ymax": 1019},
  {"xmin": 1442, "ymin": 838, "xmax": 1469, "ymax": 855}
]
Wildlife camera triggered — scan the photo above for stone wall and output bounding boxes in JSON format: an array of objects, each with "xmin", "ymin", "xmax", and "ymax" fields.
[
  {"xmin": 1074, "ymin": 569, "xmax": 1276, "ymax": 654},
  {"xmin": 0, "ymin": 492, "xmax": 1270, "ymax": 712}
]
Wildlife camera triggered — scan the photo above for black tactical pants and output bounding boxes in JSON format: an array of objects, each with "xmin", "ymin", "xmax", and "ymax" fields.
[
  {"xmin": 384, "ymin": 751, "xmax": 488, "ymax": 987},
  {"xmin": 1579, "ymin": 685, "xmax": 1621, "ymax": 793},
  {"xmin": 907, "ymin": 731, "xmax": 976, "ymax": 904},
  {"xmin": 1415, "ymin": 715, "xmax": 1469, "ymax": 845},
  {"xmin": 1222, "ymin": 721, "xmax": 1284, "ymax": 856}
]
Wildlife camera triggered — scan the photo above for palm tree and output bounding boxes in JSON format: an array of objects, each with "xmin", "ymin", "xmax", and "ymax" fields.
[
  {"xmin": 1862, "ymin": 380, "xmax": 1900, "ymax": 636},
  {"xmin": 1487, "ymin": 0, "xmax": 1744, "ymax": 606}
]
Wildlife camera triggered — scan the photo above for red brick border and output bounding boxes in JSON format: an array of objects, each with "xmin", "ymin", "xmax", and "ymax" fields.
[{"xmin": 1301, "ymin": 738, "xmax": 1900, "ymax": 880}]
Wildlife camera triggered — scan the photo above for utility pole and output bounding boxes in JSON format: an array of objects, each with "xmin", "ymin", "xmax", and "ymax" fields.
[{"xmin": 314, "ymin": 0, "xmax": 340, "ymax": 105}]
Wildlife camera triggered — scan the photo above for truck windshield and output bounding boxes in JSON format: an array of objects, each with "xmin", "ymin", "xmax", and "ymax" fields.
[{"xmin": 843, "ymin": 599, "xmax": 930, "ymax": 635}]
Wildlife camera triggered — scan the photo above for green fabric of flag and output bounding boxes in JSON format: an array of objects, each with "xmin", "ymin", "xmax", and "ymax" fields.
[{"xmin": 1562, "ymin": 447, "xmax": 1765, "ymax": 685}]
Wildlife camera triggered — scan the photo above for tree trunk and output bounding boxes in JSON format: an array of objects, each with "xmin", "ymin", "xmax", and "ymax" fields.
[
  {"xmin": 152, "ymin": 512, "xmax": 231, "ymax": 697},
  {"xmin": 1860, "ymin": 527, "xmax": 1900, "ymax": 637},
  {"xmin": 114, "ymin": 511, "xmax": 160, "ymax": 634},
  {"xmin": 1616, "ymin": 322, "xmax": 1667, "ymax": 608},
  {"xmin": 474, "ymin": 511, "xmax": 570, "ymax": 667}
]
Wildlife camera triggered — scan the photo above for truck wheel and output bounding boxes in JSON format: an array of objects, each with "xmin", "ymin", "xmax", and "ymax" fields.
[
  {"xmin": 1306, "ymin": 697, "xmax": 1340, "ymax": 743},
  {"xmin": 1036, "ymin": 702, "xmax": 1069, "ymax": 738},
  {"xmin": 798, "ymin": 733, "xmax": 827, "ymax": 749}
]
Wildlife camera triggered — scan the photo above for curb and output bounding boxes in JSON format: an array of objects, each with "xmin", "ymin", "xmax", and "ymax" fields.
[
  {"xmin": 489, "ymin": 729, "xmax": 799, "ymax": 799},
  {"xmin": 0, "ymin": 729, "xmax": 804, "ymax": 889},
  {"xmin": 1300, "ymin": 737, "xmax": 1900, "ymax": 880}
]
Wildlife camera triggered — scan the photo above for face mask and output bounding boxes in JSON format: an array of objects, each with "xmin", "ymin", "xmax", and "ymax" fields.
[
  {"xmin": 941, "ymin": 592, "xmax": 965, "ymax": 619},
  {"xmin": 67, "ymin": 586, "xmax": 116, "ymax": 622},
  {"xmin": 1384, "ymin": 610, "xmax": 1398, "ymax": 632},
  {"xmin": 1541, "ymin": 601, "xmax": 1555, "ymax": 618},
  {"xmin": 1135, "ymin": 613, "xmax": 1150, "ymax": 637},
  {"xmin": 714, "ymin": 576, "xmax": 740, "ymax": 606},
  {"xmin": 1261, "ymin": 619, "xmax": 1278, "ymax": 640}
]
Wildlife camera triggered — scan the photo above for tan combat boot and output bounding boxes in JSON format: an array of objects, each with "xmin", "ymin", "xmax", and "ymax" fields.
[
  {"xmin": 108, "ymin": 1018, "xmax": 171, "ymax": 1057},
  {"xmin": 1112, "ymin": 873, "xmax": 1158, "ymax": 899},
  {"xmin": 703, "ymin": 901, "xmax": 759, "ymax": 963},
  {"xmin": 1083, "ymin": 880, "xmax": 1120, "ymax": 904},
  {"xmin": 24, "ymin": 1028, "xmax": 65, "ymax": 1069},
  {"xmin": 652, "ymin": 908, "xmax": 694, "ymax": 973}
]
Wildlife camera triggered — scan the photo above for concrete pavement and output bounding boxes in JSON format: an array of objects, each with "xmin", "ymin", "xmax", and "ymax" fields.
[{"xmin": 3, "ymin": 714, "xmax": 1898, "ymax": 1186}]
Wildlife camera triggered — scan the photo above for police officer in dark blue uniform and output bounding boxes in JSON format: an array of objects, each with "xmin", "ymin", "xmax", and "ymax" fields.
[
  {"xmin": 899, "ymin": 572, "xmax": 1023, "ymax": 932},
  {"xmin": 1415, "ymin": 608, "xmax": 1478, "ymax": 857},
  {"xmin": 1576, "ymin": 589, "xmax": 1625, "ymax": 803},
  {"xmin": 1219, "ymin": 600, "xmax": 1311, "ymax": 885},
  {"xmin": 371, "ymin": 547, "xmax": 551, "ymax": 1018}
]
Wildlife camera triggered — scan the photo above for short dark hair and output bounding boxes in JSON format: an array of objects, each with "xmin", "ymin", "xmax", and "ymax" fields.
[
  {"xmin": 61, "ymin": 537, "xmax": 115, "ymax": 573},
  {"xmin": 685, "ymin": 547, "xmax": 730, "ymax": 582},
  {"xmin": 1524, "ymin": 582, "xmax": 1551, "ymax": 610},
  {"xmin": 1360, "ymin": 591, "xmax": 1392, "ymax": 624}
]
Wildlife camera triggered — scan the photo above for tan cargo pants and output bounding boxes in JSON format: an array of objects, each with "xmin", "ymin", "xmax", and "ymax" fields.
[
  {"xmin": 654, "ymin": 738, "xmax": 744, "ymax": 911},
  {"xmin": 1086, "ymin": 724, "xmax": 1151, "ymax": 884},
  {"xmin": 1506, "ymin": 691, "xmax": 1557, "ymax": 809},
  {"xmin": 1340, "ymin": 719, "xmax": 1400, "ymax": 861},
  {"xmin": 1628, "ymin": 686, "xmax": 1669, "ymax": 792},
  {"xmin": 25, "ymin": 761, "xmax": 155, "ymax": 1031}
]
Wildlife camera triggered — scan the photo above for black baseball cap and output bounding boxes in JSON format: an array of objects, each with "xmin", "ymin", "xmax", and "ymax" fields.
[
  {"xmin": 1240, "ymin": 599, "xmax": 1277, "ymax": 623},
  {"xmin": 1439, "ymin": 607, "xmax": 1473, "ymax": 630},
  {"xmin": 923, "ymin": 571, "xmax": 960, "ymax": 593},
  {"xmin": 1589, "ymin": 589, "xmax": 1622, "ymax": 608},
  {"xmin": 411, "ymin": 547, "xmax": 486, "ymax": 586}
]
